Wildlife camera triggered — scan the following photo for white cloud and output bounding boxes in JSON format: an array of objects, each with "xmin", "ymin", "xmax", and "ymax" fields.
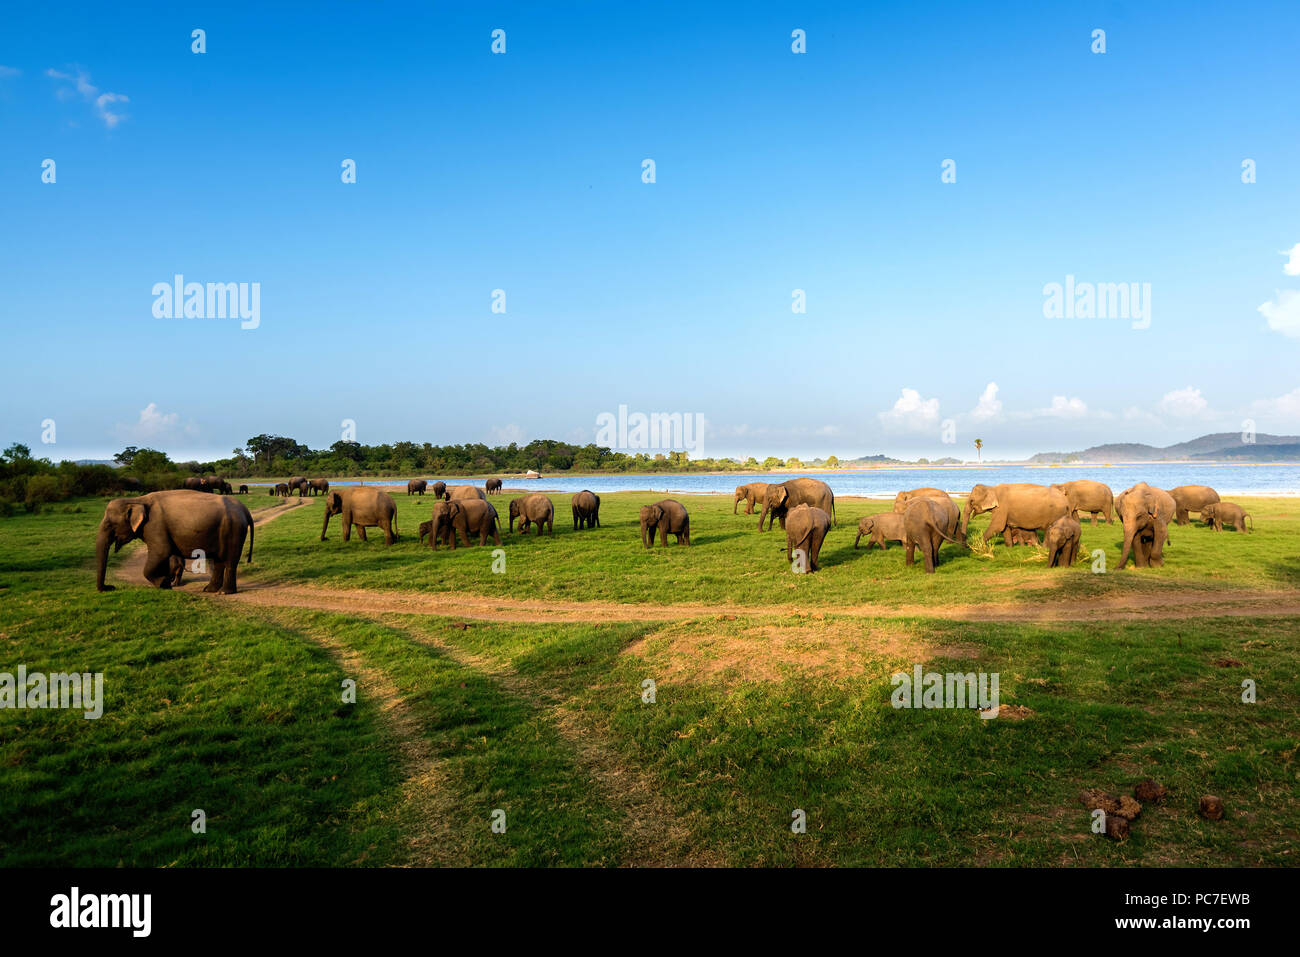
[
  {"xmin": 1282, "ymin": 243, "xmax": 1300, "ymax": 277},
  {"xmin": 1250, "ymin": 387, "xmax": 1300, "ymax": 421},
  {"xmin": 1038, "ymin": 395, "xmax": 1088, "ymax": 418},
  {"xmin": 489, "ymin": 423, "xmax": 526, "ymax": 446},
  {"xmin": 1259, "ymin": 289, "xmax": 1300, "ymax": 338},
  {"xmin": 46, "ymin": 67, "xmax": 128, "ymax": 127},
  {"xmin": 968, "ymin": 382, "xmax": 1002, "ymax": 421},
  {"xmin": 1158, "ymin": 386, "xmax": 1208, "ymax": 418},
  {"xmin": 114, "ymin": 403, "xmax": 196, "ymax": 443},
  {"xmin": 879, "ymin": 388, "xmax": 940, "ymax": 432}
]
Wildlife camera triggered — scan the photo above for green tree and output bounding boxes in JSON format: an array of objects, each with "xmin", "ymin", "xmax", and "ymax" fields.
[
  {"xmin": 825, "ymin": 455, "xmax": 840, "ymax": 468},
  {"xmin": 974, "ymin": 438, "xmax": 984, "ymax": 463}
]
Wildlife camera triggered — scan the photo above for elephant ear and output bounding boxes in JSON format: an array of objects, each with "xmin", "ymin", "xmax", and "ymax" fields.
[
  {"xmin": 127, "ymin": 502, "xmax": 148, "ymax": 533},
  {"xmin": 450, "ymin": 503, "xmax": 463, "ymax": 518},
  {"xmin": 651, "ymin": 505, "xmax": 664, "ymax": 522}
]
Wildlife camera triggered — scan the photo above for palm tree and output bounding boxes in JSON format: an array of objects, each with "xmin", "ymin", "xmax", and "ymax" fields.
[{"xmin": 974, "ymin": 439, "xmax": 983, "ymax": 463}]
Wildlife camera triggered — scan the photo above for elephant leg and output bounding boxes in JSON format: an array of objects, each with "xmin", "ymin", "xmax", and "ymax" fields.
[
  {"xmin": 144, "ymin": 550, "xmax": 174, "ymax": 588},
  {"xmin": 924, "ymin": 531, "xmax": 938, "ymax": 573},
  {"xmin": 905, "ymin": 541, "xmax": 916, "ymax": 566},
  {"xmin": 659, "ymin": 523, "xmax": 668, "ymax": 547},
  {"xmin": 985, "ymin": 513, "xmax": 1007, "ymax": 547},
  {"xmin": 682, "ymin": 523, "xmax": 690, "ymax": 545},
  {"xmin": 1091, "ymin": 511, "xmax": 1099, "ymax": 526},
  {"xmin": 455, "ymin": 525, "xmax": 470, "ymax": 548},
  {"xmin": 203, "ymin": 560, "xmax": 225, "ymax": 592},
  {"xmin": 357, "ymin": 525, "xmax": 368, "ymax": 542},
  {"xmin": 221, "ymin": 561, "xmax": 238, "ymax": 594},
  {"xmin": 492, "ymin": 526, "xmax": 502, "ymax": 546},
  {"xmin": 854, "ymin": 532, "xmax": 862, "ymax": 549},
  {"xmin": 342, "ymin": 512, "xmax": 353, "ymax": 542},
  {"xmin": 383, "ymin": 520, "xmax": 394, "ymax": 546}
]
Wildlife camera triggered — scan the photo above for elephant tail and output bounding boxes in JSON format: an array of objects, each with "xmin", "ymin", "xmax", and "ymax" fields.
[
  {"xmin": 246, "ymin": 523, "xmax": 254, "ymax": 564},
  {"xmin": 1246, "ymin": 514, "xmax": 1253, "ymax": 532},
  {"xmin": 936, "ymin": 525, "xmax": 968, "ymax": 548}
]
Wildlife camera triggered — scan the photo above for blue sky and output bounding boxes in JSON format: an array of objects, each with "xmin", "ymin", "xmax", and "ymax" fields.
[{"xmin": 2, "ymin": 0, "xmax": 1298, "ymax": 462}]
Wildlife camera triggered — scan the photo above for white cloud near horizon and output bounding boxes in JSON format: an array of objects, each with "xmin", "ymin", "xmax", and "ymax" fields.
[
  {"xmin": 114, "ymin": 403, "xmax": 197, "ymax": 444},
  {"xmin": 46, "ymin": 67, "xmax": 128, "ymax": 127},
  {"xmin": 968, "ymin": 382, "xmax": 1002, "ymax": 421},
  {"xmin": 1158, "ymin": 386, "xmax": 1209, "ymax": 418},
  {"xmin": 1250, "ymin": 387, "xmax": 1300, "ymax": 422},
  {"xmin": 1037, "ymin": 395, "xmax": 1088, "ymax": 418},
  {"xmin": 879, "ymin": 388, "xmax": 941, "ymax": 432}
]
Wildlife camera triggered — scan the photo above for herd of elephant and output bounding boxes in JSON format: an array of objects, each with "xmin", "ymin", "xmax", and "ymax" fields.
[
  {"xmin": 732, "ymin": 477, "xmax": 1253, "ymax": 574},
  {"xmin": 93, "ymin": 474, "xmax": 1254, "ymax": 596}
]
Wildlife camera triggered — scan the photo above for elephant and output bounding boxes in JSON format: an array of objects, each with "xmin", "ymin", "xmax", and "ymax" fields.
[
  {"xmin": 961, "ymin": 483, "xmax": 1071, "ymax": 548},
  {"xmin": 429, "ymin": 499, "xmax": 502, "ymax": 549},
  {"xmin": 432, "ymin": 481, "xmax": 447, "ymax": 499},
  {"xmin": 1044, "ymin": 515, "xmax": 1081, "ymax": 567},
  {"xmin": 486, "ymin": 478, "xmax": 503, "ymax": 495},
  {"xmin": 238, "ymin": 484, "xmax": 249, "ymax": 494},
  {"xmin": 273, "ymin": 483, "xmax": 290, "ymax": 497},
  {"xmin": 572, "ymin": 490, "xmax": 601, "ymax": 530},
  {"xmin": 1008, "ymin": 527, "xmax": 1039, "ymax": 546},
  {"xmin": 855, "ymin": 513, "xmax": 906, "ymax": 550},
  {"xmin": 288, "ymin": 476, "xmax": 309, "ymax": 498},
  {"xmin": 96, "ymin": 490, "xmax": 254, "ymax": 594},
  {"xmin": 183, "ymin": 476, "xmax": 205, "ymax": 492},
  {"xmin": 418, "ymin": 519, "xmax": 434, "ymax": 545},
  {"xmin": 509, "ymin": 494, "xmax": 554, "ymax": 536},
  {"xmin": 785, "ymin": 504, "xmax": 831, "ymax": 572},
  {"xmin": 892, "ymin": 488, "xmax": 949, "ymax": 513},
  {"xmin": 903, "ymin": 498, "xmax": 966, "ymax": 574},
  {"xmin": 1202, "ymin": 502, "xmax": 1251, "ymax": 533},
  {"xmin": 446, "ymin": 485, "xmax": 487, "ymax": 502},
  {"xmin": 308, "ymin": 478, "xmax": 329, "ymax": 496},
  {"xmin": 733, "ymin": 482, "xmax": 770, "ymax": 515},
  {"xmin": 321, "ymin": 487, "xmax": 398, "ymax": 544},
  {"xmin": 203, "ymin": 475, "xmax": 232, "ymax": 494},
  {"xmin": 1116, "ymin": 482, "xmax": 1174, "ymax": 568},
  {"xmin": 641, "ymin": 499, "xmax": 690, "ymax": 547},
  {"xmin": 758, "ymin": 478, "xmax": 835, "ymax": 531},
  {"xmin": 1169, "ymin": 485, "xmax": 1221, "ymax": 525},
  {"xmin": 1050, "ymin": 480, "xmax": 1114, "ymax": 525},
  {"xmin": 407, "ymin": 479, "xmax": 428, "ymax": 496}
]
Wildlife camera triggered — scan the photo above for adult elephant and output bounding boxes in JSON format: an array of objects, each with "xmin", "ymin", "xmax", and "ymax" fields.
[
  {"xmin": 641, "ymin": 499, "xmax": 690, "ymax": 547},
  {"xmin": 432, "ymin": 481, "xmax": 447, "ymax": 500},
  {"xmin": 287, "ymin": 476, "xmax": 309, "ymax": 498},
  {"xmin": 95, "ymin": 490, "xmax": 254, "ymax": 594},
  {"xmin": 238, "ymin": 484, "xmax": 249, "ymax": 495},
  {"xmin": 733, "ymin": 482, "xmax": 769, "ymax": 515},
  {"xmin": 446, "ymin": 485, "xmax": 487, "ymax": 502},
  {"xmin": 272, "ymin": 483, "xmax": 290, "ymax": 497},
  {"xmin": 903, "ymin": 498, "xmax": 966, "ymax": 574},
  {"xmin": 1044, "ymin": 515, "xmax": 1082, "ymax": 567},
  {"xmin": 429, "ymin": 499, "xmax": 502, "ymax": 549},
  {"xmin": 203, "ymin": 475, "xmax": 231, "ymax": 494},
  {"xmin": 1050, "ymin": 480, "xmax": 1114, "ymax": 525},
  {"xmin": 407, "ymin": 479, "xmax": 428, "ymax": 496},
  {"xmin": 572, "ymin": 490, "xmax": 601, "ymax": 529},
  {"xmin": 1116, "ymin": 482, "xmax": 1175, "ymax": 568},
  {"xmin": 758, "ymin": 478, "xmax": 835, "ymax": 531},
  {"xmin": 961, "ymin": 483, "xmax": 1070, "ymax": 548},
  {"xmin": 485, "ymin": 478, "xmax": 503, "ymax": 495},
  {"xmin": 892, "ymin": 488, "xmax": 949, "ymax": 512},
  {"xmin": 308, "ymin": 478, "xmax": 329, "ymax": 496},
  {"xmin": 183, "ymin": 476, "xmax": 205, "ymax": 492},
  {"xmin": 1168, "ymin": 485, "xmax": 1220, "ymax": 525},
  {"xmin": 785, "ymin": 504, "xmax": 831, "ymax": 572},
  {"xmin": 321, "ymin": 487, "xmax": 398, "ymax": 544},
  {"xmin": 509, "ymin": 494, "xmax": 554, "ymax": 536}
]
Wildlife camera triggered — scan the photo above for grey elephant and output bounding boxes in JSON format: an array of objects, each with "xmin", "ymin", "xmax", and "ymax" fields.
[
  {"xmin": 733, "ymin": 482, "xmax": 770, "ymax": 515},
  {"xmin": 892, "ymin": 488, "xmax": 949, "ymax": 513},
  {"xmin": 183, "ymin": 476, "xmax": 206, "ymax": 492},
  {"xmin": 407, "ymin": 479, "xmax": 428, "ymax": 496},
  {"xmin": 1050, "ymin": 480, "xmax": 1114, "ymax": 525},
  {"xmin": 1202, "ymin": 502, "xmax": 1251, "ymax": 533},
  {"xmin": 641, "ymin": 499, "xmax": 690, "ymax": 547},
  {"xmin": 446, "ymin": 485, "xmax": 487, "ymax": 502},
  {"xmin": 308, "ymin": 478, "xmax": 329, "ymax": 496},
  {"xmin": 288, "ymin": 476, "xmax": 309, "ymax": 498},
  {"xmin": 785, "ymin": 503, "xmax": 831, "ymax": 572},
  {"xmin": 238, "ymin": 484, "xmax": 249, "ymax": 494},
  {"xmin": 272, "ymin": 483, "xmax": 290, "ymax": 497},
  {"xmin": 758, "ymin": 478, "xmax": 835, "ymax": 531},
  {"xmin": 572, "ymin": 490, "xmax": 601, "ymax": 529},
  {"xmin": 1116, "ymin": 482, "xmax": 1174, "ymax": 568},
  {"xmin": 432, "ymin": 481, "xmax": 447, "ymax": 499},
  {"xmin": 1045, "ymin": 515, "xmax": 1081, "ymax": 567},
  {"xmin": 96, "ymin": 490, "xmax": 254, "ymax": 594},
  {"xmin": 321, "ymin": 487, "xmax": 398, "ymax": 544},
  {"xmin": 962, "ymin": 483, "xmax": 1070, "ymax": 548},
  {"xmin": 903, "ymin": 498, "xmax": 966, "ymax": 573},
  {"xmin": 1169, "ymin": 485, "xmax": 1220, "ymax": 525},
  {"xmin": 485, "ymin": 478, "xmax": 503, "ymax": 495},
  {"xmin": 855, "ymin": 513, "xmax": 906, "ymax": 550},
  {"xmin": 509, "ymin": 494, "xmax": 554, "ymax": 536},
  {"xmin": 429, "ymin": 499, "xmax": 502, "ymax": 549}
]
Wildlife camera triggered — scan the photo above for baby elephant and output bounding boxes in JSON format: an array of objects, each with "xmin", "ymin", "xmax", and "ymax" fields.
[
  {"xmin": 855, "ymin": 513, "xmax": 906, "ymax": 550},
  {"xmin": 418, "ymin": 520, "xmax": 434, "ymax": 545},
  {"xmin": 640, "ymin": 499, "xmax": 690, "ymax": 547},
  {"xmin": 1202, "ymin": 502, "xmax": 1252, "ymax": 533},
  {"xmin": 1044, "ymin": 515, "xmax": 1081, "ymax": 567},
  {"xmin": 786, "ymin": 504, "xmax": 831, "ymax": 572}
]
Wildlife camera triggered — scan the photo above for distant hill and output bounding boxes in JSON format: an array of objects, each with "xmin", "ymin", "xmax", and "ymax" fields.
[{"xmin": 1030, "ymin": 433, "xmax": 1300, "ymax": 463}]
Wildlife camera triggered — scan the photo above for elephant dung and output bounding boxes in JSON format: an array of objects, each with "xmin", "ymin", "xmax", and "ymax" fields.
[
  {"xmin": 1079, "ymin": 790, "xmax": 1142, "ymax": 820},
  {"xmin": 1134, "ymin": 779, "xmax": 1169, "ymax": 804},
  {"xmin": 1104, "ymin": 815, "xmax": 1131, "ymax": 841},
  {"xmin": 1198, "ymin": 795, "xmax": 1225, "ymax": 820}
]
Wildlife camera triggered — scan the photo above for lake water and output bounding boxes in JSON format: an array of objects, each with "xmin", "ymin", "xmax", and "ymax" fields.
[{"xmin": 250, "ymin": 464, "xmax": 1300, "ymax": 498}]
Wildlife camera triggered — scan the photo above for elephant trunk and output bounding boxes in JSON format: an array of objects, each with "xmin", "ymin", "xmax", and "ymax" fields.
[
  {"xmin": 959, "ymin": 505, "xmax": 970, "ymax": 537},
  {"xmin": 95, "ymin": 523, "xmax": 113, "ymax": 591},
  {"xmin": 321, "ymin": 509, "xmax": 332, "ymax": 540},
  {"xmin": 1120, "ymin": 522, "xmax": 1135, "ymax": 567}
]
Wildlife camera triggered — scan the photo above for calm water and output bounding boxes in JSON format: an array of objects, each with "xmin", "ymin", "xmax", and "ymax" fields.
[{"xmin": 251, "ymin": 464, "xmax": 1300, "ymax": 498}]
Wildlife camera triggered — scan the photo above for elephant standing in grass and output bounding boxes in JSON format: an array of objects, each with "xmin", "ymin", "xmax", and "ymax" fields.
[
  {"xmin": 288, "ymin": 476, "xmax": 309, "ymax": 498},
  {"xmin": 308, "ymin": 478, "xmax": 329, "ymax": 496},
  {"xmin": 321, "ymin": 487, "xmax": 398, "ymax": 545},
  {"xmin": 758, "ymin": 478, "xmax": 835, "ymax": 531},
  {"xmin": 733, "ymin": 483, "xmax": 769, "ymax": 515},
  {"xmin": 903, "ymin": 498, "xmax": 966, "ymax": 574},
  {"xmin": 855, "ymin": 513, "xmax": 906, "ymax": 550},
  {"xmin": 96, "ymin": 490, "xmax": 253, "ymax": 594},
  {"xmin": 238, "ymin": 484, "xmax": 249, "ymax": 494},
  {"xmin": 432, "ymin": 481, "xmax": 447, "ymax": 500},
  {"xmin": 429, "ymin": 499, "xmax": 501, "ymax": 549},
  {"xmin": 272, "ymin": 483, "xmax": 290, "ymax": 497},
  {"xmin": 892, "ymin": 488, "xmax": 949, "ymax": 512},
  {"xmin": 184, "ymin": 476, "xmax": 205, "ymax": 492},
  {"xmin": 1116, "ymin": 482, "xmax": 1174, "ymax": 568},
  {"xmin": 1169, "ymin": 485, "xmax": 1220, "ymax": 525},
  {"xmin": 572, "ymin": 490, "xmax": 601, "ymax": 529},
  {"xmin": 1202, "ymin": 502, "xmax": 1251, "ymax": 533},
  {"xmin": 407, "ymin": 479, "xmax": 428, "ymax": 496},
  {"xmin": 1045, "ymin": 515, "xmax": 1081, "ymax": 567},
  {"xmin": 485, "ymin": 478, "xmax": 503, "ymax": 495},
  {"xmin": 418, "ymin": 520, "xmax": 434, "ymax": 546},
  {"xmin": 961, "ymin": 483, "xmax": 1070, "ymax": 548},
  {"xmin": 447, "ymin": 485, "xmax": 487, "ymax": 502},
  {"xmin": 1050, "ymin": 480, "xmax": 1114, "ymax": 525},
  {"xmin": 641, "ymin": 499, "xmax": 690, "ymax": 547},
  {"xmin": 509, "ymin": 494, "xmax": 554, "ymax": 536},
  {"xmin": 785, "ymin": 504, "xmax": 831, "ymax": 572}
]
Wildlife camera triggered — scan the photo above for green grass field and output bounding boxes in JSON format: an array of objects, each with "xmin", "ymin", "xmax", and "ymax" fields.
[{"xmin": 1, "ymin": 490, "xmax": 1297, "ymax": 866}]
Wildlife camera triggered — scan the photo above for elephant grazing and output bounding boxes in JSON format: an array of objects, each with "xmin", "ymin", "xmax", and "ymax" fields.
[
  {"xmin": 855, "ymin": 513, "xmax": 906, "ymax": 550},
  {"xmin": 572, "ymin": 490, "xmax": 601, "ymax": 530},
  {"xmin": 432, "ymin": 481, "xmax": 447, "ymax": 500},
  {"xmin": 1169, "ymin": 485, "xmax": 1220, "ymax": 525},
  {"xmin": 238, "ymin": 484, "xmax": 249, "ymax": 495},
  {"xmin": 407, "ymin": 479, "xmax": 428, "ymax": 496},
  {"xmin": 321, "ymin": 487, "xmax": 398, "ymax": 545},
  {"xmin": 903, "ymin": 498, "xmax": 966, "ymax": 574},
  {"xmin": 1202, "ymin": 502, "xmax": 1251, "ymax": 533},
  {"xmin": 785, "ymin": 504, "xmax": 831, "ymax": 572},
  {"xmin": 509, "ymin": 494, "xmax": 554, "ymax": 536},
  {"xmin": 1116, "ymin": 482, "xmax": 1174, "ymax": 568},
  {"xmin": 183, "ymin": 476, "xmax": 205, "ymax": 492},
  {"xmin": 308, "ymin": 478, "xmax": 329, "ymax": 496},
  {"xmin": 288, "ymin": 476, "xmax": 309, "ymax": 498},
  {"xmin": 892, "ymin": 488, "xmax": 949, "ymax": 513},
  {"xmin": 733, "ymin": 482, "xmax": 769, "ymax": 515},
  {"xmin": 1044, "ymin": 515, "xmax": 1081, "ymax": 567},
  {"xmin": 641, "ymin": 499, "xmax": 690, "ymax": 547},
  {"xmin": 429, "ymin": 499, "xmax": 502, "ymax": 549},
  {"xmin": 961, "ymin": 483, "xmax": 1070, "ymax": 548},
  {"xmin": 446, "ymin": 485, "xmax": 487, "ymax": 502},
  {"xmin": 1050, "ymin": 480, "xmax": 1114, "ymax": 525},
  {"xmin": 95, "ymin": 490, "xmax": 254, "ymax": 594},
  {"xmin": 272, "ymin": 483, "xmax": 290, "ymax": 497},
  {"xmin": 485, "ymin": 478, "xmax": 503, "ymax": 495},
  {"xmin": 758, "ymin": 478, "xmax": 835, "ymax": 531}
]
